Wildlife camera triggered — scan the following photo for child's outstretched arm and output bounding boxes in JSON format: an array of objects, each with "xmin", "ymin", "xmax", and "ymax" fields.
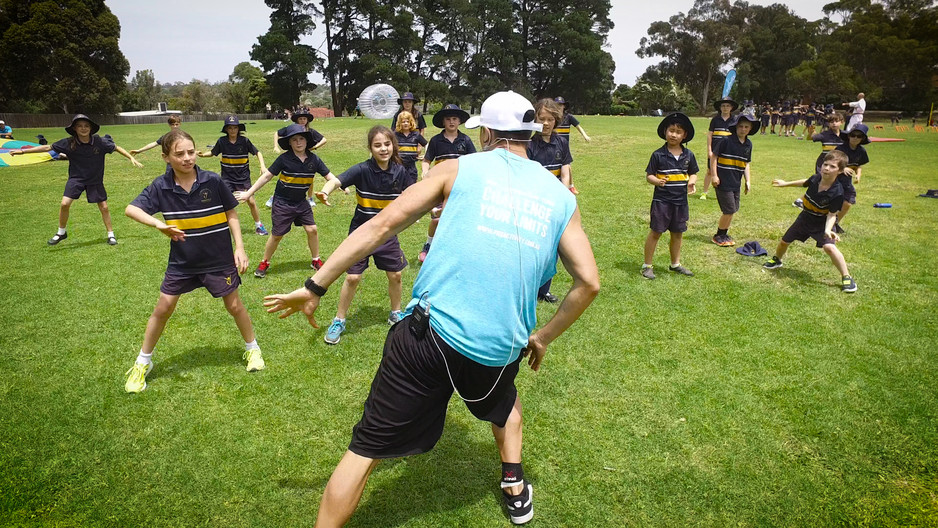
[
  {"xmin": 824, "ymin": 212, "xmax": 841, "ymax": 241},
  {"xmin": 316, "ymin": 178, "xmax": 341, "ymax": 206},
  {"xmin": 125, "ymin": 204, "xmax": 185, "ymax": 241},
  {"xmin": 575, "ymin": 124, "xmax": 591, "ymax": 142},
  {"xmin": 130, "ymin": 141, "xmax": 158, "ymax": 156},
  {"xmin": 225, "ymin": 208, "xmax": 249, "ymax": 274},
  {"xmin": 197, "ymin": 150, "xmax": 215, "ymax": 158},
  {"xmin": 115, "ymin": 145, "xmax": 144, "ymax": 168},
  {"xmin": 771, "ymin": 178, "xmax": 807, "ymax": 187},
  {"xmin": 9, "ymin": 145, "xmax": 53, "ymax": 155},
  {"xmin": 235, "ymin": 169, "xmax": 275, "ymax": 202}
]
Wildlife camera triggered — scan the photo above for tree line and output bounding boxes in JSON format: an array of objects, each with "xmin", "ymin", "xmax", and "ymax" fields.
[{"xmin": 621, "ymin": 0, "xmax": 938, "ymax": 115}]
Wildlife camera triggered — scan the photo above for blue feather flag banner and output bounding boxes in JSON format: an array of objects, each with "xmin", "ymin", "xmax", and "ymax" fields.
[{"xmin": 722, "ymin": 69, "xmax": 737, "ymax": 99}]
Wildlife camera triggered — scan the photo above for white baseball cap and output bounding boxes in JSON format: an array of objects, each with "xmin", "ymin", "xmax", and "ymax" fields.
[{"xmin": 465, "ymin": 91, "xmax": 543, "ymax": 133}]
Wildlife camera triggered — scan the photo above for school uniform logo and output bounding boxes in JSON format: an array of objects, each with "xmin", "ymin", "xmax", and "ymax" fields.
[
  {"xmin": 456, "ymin": 143, "xmax": 468, "ymax": 154},
  {"xmin": 554, "ymin": 150, "xmax": 562, "ymax": 162},
  {"xmin": 226, "ymin": 275, "xmax": 232, "ymax": 285},
  {"xmin": 199, "ymin": 188, "xmax": 212, "ymax": 203}
]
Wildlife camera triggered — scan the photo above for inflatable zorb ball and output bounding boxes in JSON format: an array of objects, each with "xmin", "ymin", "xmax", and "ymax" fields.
[{"xmin": 358, "ymin": 84, "xmax": 401, "ymax": 120}]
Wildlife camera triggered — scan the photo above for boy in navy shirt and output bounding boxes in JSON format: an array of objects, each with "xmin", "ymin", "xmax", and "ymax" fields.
[
  {"xmin": 237, "ymin": 124, "xmax": 342, "ymax": 277},
  {"xmin": 642, "ymin": 112, "xmax": 699, "ymax": 280},
  {"xmin": 199, "ymin": 115, "xmax": 269, "ymax": 235},
  {"xmin": 812, "ymin": 112, "xmax": 845, "ymax": 173},
  {"xmin": 700, "ymin": 96, "xmax": 737, "ymax": 200},
  {"xmin": 764, "ymin": 150, "xmax": 857, "ymax": 293},
  {"xmin": 123, "ymin": 129, "xmax": 264, "ymax": 393},
  {"xmin": 130, "ymin": 115, "xmax": 182, "ymax": 157},
  {"xmin": 418, "ymin": 104, "xmax": 475, "ymax": 262},
  {"xmin": 710, "ymin": 113, "xmax": 757, "ymax": 247},
  {"xmin": 833, "ymin": 123, "xmax": 871, "ymax": 232}
]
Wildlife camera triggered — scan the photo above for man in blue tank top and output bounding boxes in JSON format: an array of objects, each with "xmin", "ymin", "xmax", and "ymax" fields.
[{"xmin": 264, "ymin": 91, "xmax": 600, "ymax": 526}]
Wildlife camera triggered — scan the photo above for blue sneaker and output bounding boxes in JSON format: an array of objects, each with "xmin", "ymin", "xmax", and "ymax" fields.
[
  {"xmin": 388, "ymin": 310, "xmax": 404, "ymax": 325},
  {"xmin": 255, "ymin": 224, "xmax": 269, "ymax": 236},
  {"xmin": 324, "ymin": 318, "xmax": 346, "ymax": 345}
]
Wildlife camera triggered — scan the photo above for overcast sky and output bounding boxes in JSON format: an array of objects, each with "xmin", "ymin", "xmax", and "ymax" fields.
[{"xmin": 106, "ymin": 0, "xmax": 827, "ymax": 88}]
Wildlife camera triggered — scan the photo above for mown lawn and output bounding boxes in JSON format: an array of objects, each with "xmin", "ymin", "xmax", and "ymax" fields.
[{"xmin": 1, "ymin": 114, "xmax": 936, "ymax": 527}]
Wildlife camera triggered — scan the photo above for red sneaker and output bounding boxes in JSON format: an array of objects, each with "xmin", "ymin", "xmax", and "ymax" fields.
[
  {"xmin": 254, "ymin": 260, "xmax": 270, "ymax": 278},
  {"xmin": 311, "ymin": 257, "xmax": 324, "ymax": 270}
]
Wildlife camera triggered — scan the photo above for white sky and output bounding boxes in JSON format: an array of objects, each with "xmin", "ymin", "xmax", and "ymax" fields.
[{"xmin": 106, "ymin": 0, "xmax": 827, "ymax": 87}]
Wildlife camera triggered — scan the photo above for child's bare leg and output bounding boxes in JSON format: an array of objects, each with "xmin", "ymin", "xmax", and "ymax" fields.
[
  {"xmin": 262, "ymin": 235, "xmax": 283, "ymax": 261},
  {"xmin": 335, "ymin": 274, "xmax": 362, "ymax": 319},
  {"xmin": 644, "ymin": 231, "xmax": 662, "ymax": 265},
  {"xmin": 427, "ymin": 216, "xmax": 439, "ymax": 238},
  {"xmin": 304, "ymin": 224, "xmax": 320, "ymax": 257},
  {"xmin": 668, "ymin": 231, "xmax": 683, "ymax": 264},
  {"xmin": 247, "ymin": 196, "xmax": 262, "ymax": 224},
  {"xmin": 836, "ymin": 202, "xmax": 852, "ymax": 224},
  {"xmin": 701, "ymin": 170, "xmax": 713, "ymax": 194},
  {"xmin": 58, "ymin": 196, "xmax": 74, "ymax": 229},
  {"xmin": 718, "ymin": 213, "xmax": 733, "ymax": 230},
  {"xmin": 386, "ymin": 271, "xmax": 402, "ymax": 311},
  {"xmin": 141, "ymin": 293, "xmax": 181, "ymax": 354},
  {"xmin": 823, "ymin": 244, "xmax": 850, "ymax": 276},
  {"xmin": 222, "ymin": 290, "xmax": 255, "ymax": 342},
  {"xmin": 97, "ymin": 200, "xmax": 113, "ymax": 231},
  {"xmin": 774, "ymin": 240, "xmax": 790, "ymax": 259}
]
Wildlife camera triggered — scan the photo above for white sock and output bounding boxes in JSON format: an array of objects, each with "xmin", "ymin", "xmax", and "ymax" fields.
[
  {"xmin": 136, "ymin": 351, "xmax": 152, "ymax": 365},
  {"xmin": 426, "ymin": 236, "xmax": 433, "ymax": 245},
  {"xmin": 245, "ymin": 339, "xmax": 259, "ymax": 351},
  {"xmin": 642, "ymin": 263, "xmax": 652, "ymax": 269},
  {"xmin": 107, "ymin": 231, "xmax": 115, "ymax": 238},
  {"xmin": 255, "ymin": 221, "xmax": 263, "ymax": 228},
  {"xmin": 671, "ymin": 262, "xmax": 680, "ymax": 268},
  {"xmin": 334, "ymin": 317, "xmax": 345, "ymax": 323},
  {"xmin": 312, "ymin": 255, "xmax": 320, "ymax": 260},
  {"xmin": 57, "ymin": 227, "xmax": 67, "ymax": 235}
]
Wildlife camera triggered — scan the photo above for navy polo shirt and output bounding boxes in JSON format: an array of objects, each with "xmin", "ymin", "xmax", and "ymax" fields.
[
  {"xmin": 338, "ymin": 158, "xmax": 408, "ymax": 231},
  {"xmin": 812, "ymin": 130, "xmax": 844, "ymax": 171},
  {"xmin": 211, "ymin": 135, "xmax": 259, "ymax": 182},
  {"xmin": 708, "ymin": 115, "xmax": 733, "ymax": 150},
  {"xmin": 834, "ymin": 143, "xmax": 869, "ymax": 171},
  {"xmin": 130, "ymin": 166, "xmax": 239, "ymax": 274},
  {"xmin": 555, "ymin": 113, "xmax": 580, "ymax": 138},
  {"xmin": 396, "ymin": 131, "xmax": 427, "ymax": 169},
  {"xmin": 277, "ymin": 126, "xmax": 324, "ymax": 147},
  {"xmin": 645, "ymin": 143, "xmax": 700, "ymax": 205},
  {"xmin": 51, "ymin": 135, "xmax": 116, "ymax": 184},
  {"xmin": 712, "ymin": 135, "xmax": 752, "ymax": 192},
  {"xmin": 391, "ymin": 110, "xmax": 428, "ymax": 132},
  {"xmin": 799, "ymin": 173, "xmax": 844, "ymax": 223},
  {"xmin": 526, "ymin": 133, "xmax": 572, "ymax": 178},
  {"xmin": 424, "ymin": 131, "xmax": 475, "ymax": 164},
  {"xmin": 267, "ymin": 150, "xmax": 331, "ymax": 203}
]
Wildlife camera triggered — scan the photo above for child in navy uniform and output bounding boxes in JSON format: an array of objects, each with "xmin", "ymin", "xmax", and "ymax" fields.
[
  {"xmin": 764, "ymin": 150, "xmax": 857, "ymax": 293},
  {"xmin": 199, "ymin": 115, "xmax": 269, "ymax": 236},
  {"xmin": 123, "ymin": 129, "xmax": 264, "ymax": 393},
  {"xmin": 832, "ymin": 123, "xmax": 871, "ymax": 232},
  {"xmin": 270, "ymin": 109, "xmax": 326, "ymax": 208},
  {"xmin": 700, "ymin": 96, "xmax": 737, "ymax": 200},
  {"xmin": 315, "ymin": 126, "xmax": 411, "ymax": 345},
  {"xmin": 418, "ymin": 104, "xmax": 475, "ymax": 262},
  {"xmin": 394, "ymin": 110, "xmax": 427, "ymax": 187},
  {"xmin": 642, "ymin": 112, "xmax": 699, "ymax": 279},
  {"xmin": 10, "ymin": 114, "xmax": 142, "ymax": 246},
  {"xmin": 391, "ymin": 92, "xmax": 427, "ymax": 135},
  {"xmin": 528, "ymin": 98, "xmax": 574, "ymax": 302},
  {"xmin": 710, "ymin": 113, "xmax": 757, "ymax": 247},
  {"xmin": 238, "ymin": 124, "xmax": 342, "ymax": 277},
  {"xmin": 130, "ymin": 115, "xmax": 182, "ymax": 157},
  {"xmin": 811, "ymin": 112, "xmax": 845, "ymax": 173},
  {"xmin": 552, "ymin": 96, "xmax": 590, "ymax": 194}
]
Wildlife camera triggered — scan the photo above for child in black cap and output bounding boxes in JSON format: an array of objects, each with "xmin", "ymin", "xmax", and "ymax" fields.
[
  {"xmin": 10, "ymin": 114, "xmax": 142, "ymax": 245},
  {"xmin": 641, "ymin": 112, "xmax": 699, "ymax": 279},
  {"xmin": 710, "ymin": 113, "xmax": 758, "ymax": 247},
  {"xmin": 700, "ymin": 95, "xmax": 738, "ymax": 200}
]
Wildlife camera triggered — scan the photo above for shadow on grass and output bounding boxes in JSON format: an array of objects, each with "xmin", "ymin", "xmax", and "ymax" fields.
[
  {"xmin": 344, "ymin": 305, "xmax": 393, "ymax": 336},
  {"xmin": 148, "ymin": 346, "xmax": 244, "ymax": 381},
  {"xmin": 347, "ymin": 418, "xmax": 506, "ymax": 527},
  {"xmin": 270, "ymin": 259, "xmax": 318, "ymax": 274}
]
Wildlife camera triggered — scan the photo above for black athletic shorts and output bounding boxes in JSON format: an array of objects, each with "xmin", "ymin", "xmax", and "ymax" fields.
[
  {"xmin": 64, "ymin": 179, "xmax": 107, "ymax": 203},
  {"xmin": 349, "ymin": 319, "xmax": 521, "ymax": 459}
]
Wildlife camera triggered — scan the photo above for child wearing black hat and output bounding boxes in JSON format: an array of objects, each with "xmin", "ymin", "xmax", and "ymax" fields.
[
  {"xmin": 641, "ymin": 112, "xmax": 699, "ymax": 280},
  {"xmin": 553, "ymin": 96, "xmax": 590, "ymax": 194},
  {"xmin": 710, "ymin": 113, "xmax": 758, "ymax": 247},
  {"xmin": 418, "ymin": 104, "xmax": 475, "ymax": 262},
  {"xmin": 10, "ymin": 114, "xmax": 142, "ymax": 246},
  {"xmin": 832, "ymin": 123, "xmax": 870, "ymax": 232},
  {"xmin": 700, "ymin": 96, "xmax": 737, "ymax": 200},
  {"xmin": 236, "ymin": 124, "xmax": 343, "ymax": 278},
  {"xmin": 199, "ymin": 116, "xmax": 269, "ymax": 236},
  {"xmin": 272, "ymin": 110, "xmax": 326, "ymax": 154},
  {"xmin": 391, "ymin": 92, "xmax": 427, "ymax": 135}
]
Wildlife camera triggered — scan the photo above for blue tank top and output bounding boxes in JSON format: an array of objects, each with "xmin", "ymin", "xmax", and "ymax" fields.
[{"xmin": 405, "ymin": 149, "xmax": 577, "ymax": 366}]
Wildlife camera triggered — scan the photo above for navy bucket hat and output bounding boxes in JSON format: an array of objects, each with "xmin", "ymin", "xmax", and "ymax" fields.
[
  {"xmin": 397, "ymin": 92, "xmax": 420, "ymax": 105},
  {"xmin": 278, "ymin": 123, "xmax": 315, "ymax": 151},
  {"xmin": 222, "ymin": 115, "xmax": 246, "ymax": 133},
  {"xmin": 432, "ymin": 104, "xmax": 470, "ymax": 128},
  {"xmin": 65, "ymin": 114, "xmax": 100, "ymax": 136},
  {"xmin": 291, "ymin": 110, "xmax": 314, "ymax": 123},
  {"xmin": 729, "ymin": 113, "xmax": 760, "ymax": 136},
  {"xmin": 657, "ymin": 112, "xmax": 695, "ymax": 143}
]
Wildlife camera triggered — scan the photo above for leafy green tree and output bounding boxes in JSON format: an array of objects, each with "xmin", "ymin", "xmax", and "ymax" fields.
[
  {"xmin": 0, "ymin": 0, "xmax": 130, "ymax": 113},
  {"xmin": 225, "ymin": 62, "xmax": 269, "ymax": 113},
  {"xmin": 251, "ymin": 0, "xmax": 321, "ymax": 108},
  {"xmin": 122, "ymin": 69, "xmax": 161, "ymax": 111}
]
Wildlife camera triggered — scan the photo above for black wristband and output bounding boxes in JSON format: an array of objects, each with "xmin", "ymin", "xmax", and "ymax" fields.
[{"xmin": 304, "ymin": 277, "xmax": 327, "ymax": 297}]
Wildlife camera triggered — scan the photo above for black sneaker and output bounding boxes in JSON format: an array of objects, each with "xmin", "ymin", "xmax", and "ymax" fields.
[
  {"xmin": 539, "ymin": 292, "xmax": 558, "ymax": 303},
  {"xmin": 841, "ymin": 275, "xmax": 857, "ymax": 293},
  {"xmin": 106, "ymin": 236, "xmax": 118, "ymax": 246},
  {"xmin": 669, "ymin": 264, "xmax": 694, "ymax": 276},
  {"xmin": 763, "ymin": 256, "xmax": 783, "ymax": 269},
  {"xmin": 503, "ymin": 480, "xmax": 533, "ymax": 524},
  {"xmin": 48, "ymin": 232, "xmax": 67, "ymax": 245},
  {"xmin": 641, "ymin": 266, "xmax": 655, "ymax": 280}
]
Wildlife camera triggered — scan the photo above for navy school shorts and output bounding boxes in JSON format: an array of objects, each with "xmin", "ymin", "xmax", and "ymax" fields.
[
  {"xmin": 271, "ymin": 196, "xmax": 315, "ymax": 236},
  {"xmin": 160, "ymin": 265, "xmax": 241, "ymax": 298},
  {"xmin": 348, "ymin": 319, "xmax": 521, "ymax": 459},
  {"xmin": 64, "ymin": 179, "xmax": 107, "ymax": 203},
  {"xmin": 347, "ymin": 234, "xmax": 408, "ymax": 275},
  {"xmin": 716, "ymin": 189, "xmax": 740, "ymax": 215},
  {"xmin": 649, "ymin": 200, "xmax": 689, "ymax": 234},
  {"xmin": 782, "ymin": 214, "xmax": 836, "ymax": 248}
]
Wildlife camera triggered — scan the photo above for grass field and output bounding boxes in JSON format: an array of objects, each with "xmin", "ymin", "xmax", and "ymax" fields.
[{"xmin": 1, "ymin": 114, "xmax": 937, "ymax": 527}]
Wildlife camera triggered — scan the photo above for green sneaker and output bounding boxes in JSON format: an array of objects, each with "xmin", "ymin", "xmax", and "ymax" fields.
[
  {"xmin": 841, "ymin": 275, "xmax": 857, "ymax": 293},
  {"xmin": 763, "ymin": 256, "xmax": 783, "ymax": 269},
  {"xmin": 244, "ymin": 348, "xmax": 265, "ymax": 372},
  {"xmin": 124, "ymin": 362, "xmax": 152, "ymax": 394},
  {"xmin": 699, "ymin": 192, "xmax": 708, "ymax": 200}
]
